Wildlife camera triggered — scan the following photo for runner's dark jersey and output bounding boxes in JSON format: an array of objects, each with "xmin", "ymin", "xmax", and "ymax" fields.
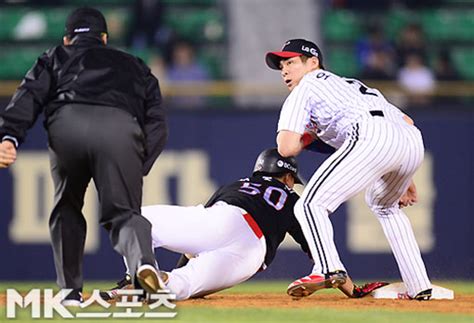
[{"xmin": 205, "ymin": 175, "xmax": 311, "ymax": 266}]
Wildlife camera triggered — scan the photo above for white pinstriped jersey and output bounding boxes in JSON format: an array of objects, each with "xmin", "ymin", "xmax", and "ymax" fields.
[
  {"xmin": 277, "ymin": 69, "xmax": 431, "ymax": 297},
  {"xmin": 277, "ymin": 69, "xmax": 406, "ymax": 148}
]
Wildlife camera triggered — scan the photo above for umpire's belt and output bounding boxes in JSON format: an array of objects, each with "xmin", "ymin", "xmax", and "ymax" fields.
[{"xmin": 370, "ymin": 110, "xmax": 384, "ymax": 117}]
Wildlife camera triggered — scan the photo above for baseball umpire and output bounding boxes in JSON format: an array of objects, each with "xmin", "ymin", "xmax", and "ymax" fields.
[
  {"xmin": 0, "ymin": 7, "xmax": 168, "ymax": 304},
  {"xmin": 99, "ymin": 148, "xmax": 387, "ymax": 301},
  {"xmin": 266, "ymin": 39, "xmax": 432, "ymax": 300}
]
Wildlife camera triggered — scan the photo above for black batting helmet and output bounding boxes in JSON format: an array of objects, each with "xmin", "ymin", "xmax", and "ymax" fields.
[{"xmin": 252, "ymin": 148, "xmax": 304, "ymax": 184}]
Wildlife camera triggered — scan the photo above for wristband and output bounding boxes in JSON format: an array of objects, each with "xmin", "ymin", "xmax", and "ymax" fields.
[{"xmin": 301, "ymin": 132, "xmax": 314, "ymax": 147}]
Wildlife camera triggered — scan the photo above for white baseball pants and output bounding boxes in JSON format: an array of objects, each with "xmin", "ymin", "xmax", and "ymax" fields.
[
  {"xmin": 294, "ymin": 117, "xmax": 431, "ymax": 297},
  {"xmin": 141, "ymin": 202, "xmax": 266, "ymax": 300}
]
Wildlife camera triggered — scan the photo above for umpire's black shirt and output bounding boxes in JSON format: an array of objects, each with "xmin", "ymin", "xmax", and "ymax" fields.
[
  {"xmin": 0, "ymin": 35, "xmax": 167, "ymax": 175},
  {"xmin": 205, "ymin": 175, "xmax": 312, "ymax": 267}
]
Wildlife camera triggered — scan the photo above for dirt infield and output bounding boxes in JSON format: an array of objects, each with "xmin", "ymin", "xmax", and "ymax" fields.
[
  {"xmin": 1, "ymin": 292, "xmax": 472, "ymax": 314},
  {"xmin": 179, "ymin": 293, "xmax": 474, "ymax": 314}
]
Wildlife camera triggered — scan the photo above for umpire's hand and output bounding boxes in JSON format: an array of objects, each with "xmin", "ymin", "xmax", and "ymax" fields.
[{"xmin": 0, "ymin": 141, "xmax": 16, "ymax": 168}]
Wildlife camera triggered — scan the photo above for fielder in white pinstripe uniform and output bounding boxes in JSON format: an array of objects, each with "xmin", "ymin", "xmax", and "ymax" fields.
[{"xmin": 266, "ymin": 39, "xmax": 432, "ymax": 300}]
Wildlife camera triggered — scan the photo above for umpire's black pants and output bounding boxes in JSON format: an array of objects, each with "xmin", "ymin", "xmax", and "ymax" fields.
[{"xmin": 47, "ymin": 104, "xmax": 156, "ymax": 289}]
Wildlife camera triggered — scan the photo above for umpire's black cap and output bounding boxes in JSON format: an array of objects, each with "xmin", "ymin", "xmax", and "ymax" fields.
[
  {"xmin": 65, "ymin": 7, "xmax": 108, "ymax": 37},
  {"xmin": 265, "ymin": 39, "xmax": 324, "ymax": 70},
  {"xmin": 252, "ymin": 148, "xmax": 304, "ymax": 184}
]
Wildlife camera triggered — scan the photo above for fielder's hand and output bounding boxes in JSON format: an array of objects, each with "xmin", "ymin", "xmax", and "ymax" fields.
[
  {"xmin": 0, "ymin": 141, "xmax": 17, "ymax": 168},
  {"xmin": 399, "ymin": 180, "xmax": 418, "ymax": 208}
]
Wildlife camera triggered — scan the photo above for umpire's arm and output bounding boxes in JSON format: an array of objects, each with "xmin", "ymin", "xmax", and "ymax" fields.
[
  {"xmin": 0, "ymin": 51, "xmax": 53, "ymax": 147},
  {"xmin": 142, "ymin": 68, "xmax": 168, "ymax": 176}
]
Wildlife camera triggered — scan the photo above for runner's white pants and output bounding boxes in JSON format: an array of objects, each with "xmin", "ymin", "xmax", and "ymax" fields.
[
  {"xmin": 141, "ymin": 202, "xmax": 266, "ymax": 300},
  {"xmin": 294, "ymin": 118, "xmax": 431, "ymax": 297}
]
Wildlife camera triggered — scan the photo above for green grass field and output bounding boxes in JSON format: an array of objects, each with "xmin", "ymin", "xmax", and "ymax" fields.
[{"xmin": 1, "ymin": 280, "xmax": 473, "ymax": 323}]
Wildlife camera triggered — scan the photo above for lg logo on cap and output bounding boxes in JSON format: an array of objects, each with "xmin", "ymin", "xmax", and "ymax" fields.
[{"xmin": 301, "ymin": 46, "xmax": 318, "ymax": 57}]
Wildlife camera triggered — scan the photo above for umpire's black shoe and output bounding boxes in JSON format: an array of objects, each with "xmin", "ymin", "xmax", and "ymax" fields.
[
  {"xmin": 61, "ymin": 288, "xmax": 83, "ymax": 307},
  {"xmin": 99, "ymin": 274, "xmax": 133, "ymax": 301},
  {"xmin": 412, "ymin": 288, "xmax": 432, "ymax": 301}
]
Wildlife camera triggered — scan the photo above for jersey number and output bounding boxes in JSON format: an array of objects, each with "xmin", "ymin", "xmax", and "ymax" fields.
[
  {"xmin": 345, "ymin": 79, "xmax": 378, "ymax": 97},
  {"xmin": 239, "ymin": 182, "xmax": 288, "ymax": 211}
]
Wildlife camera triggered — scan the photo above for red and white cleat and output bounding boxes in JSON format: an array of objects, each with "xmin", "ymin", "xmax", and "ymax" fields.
[{"xmin": 287, "ymin": 271, "xmax": 347, "ymax": 298}]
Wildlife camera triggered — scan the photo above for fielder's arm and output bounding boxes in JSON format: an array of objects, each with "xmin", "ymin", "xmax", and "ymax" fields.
[
  {"xmin": 277, "ymin": 129, "xmax": 335, "ymax": 157},
  {"xmin": 277, "ymin": 130, "xmax": 304, "ymax": 157}
]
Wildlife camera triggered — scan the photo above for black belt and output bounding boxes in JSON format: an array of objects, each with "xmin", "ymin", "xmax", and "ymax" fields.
[{"xmin": 370, "ymin": 110, "xmax": 384, "ymax": 117}]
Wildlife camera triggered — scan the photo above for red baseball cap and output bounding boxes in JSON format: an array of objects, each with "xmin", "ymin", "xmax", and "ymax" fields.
[{"xmin": 265, "ymin": 39, "xmax": 324, "ymax": 70}]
